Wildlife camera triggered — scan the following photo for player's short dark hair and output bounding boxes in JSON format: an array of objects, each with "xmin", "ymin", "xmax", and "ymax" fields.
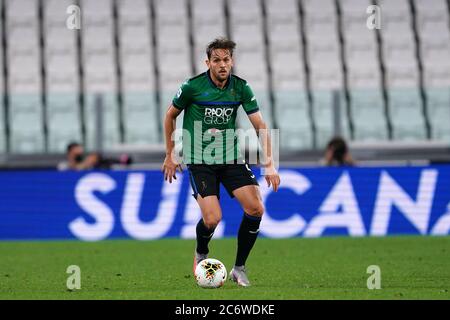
[
  {"xmin": 66, "ymin": 142, "xmax": 81, "ymax": 154},
  {"xmin": 206, "ymin": 37, "xmax": 236, "ymax": 59}
]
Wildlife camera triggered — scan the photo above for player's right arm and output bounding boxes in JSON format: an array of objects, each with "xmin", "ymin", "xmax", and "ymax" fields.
[
  {"xmin": 162, "ymin": 105, "xmax": 183, "ymax": 183},
  {"xmin": 162, "ymin": 81, "xmax": 192, "ymax": 183}
]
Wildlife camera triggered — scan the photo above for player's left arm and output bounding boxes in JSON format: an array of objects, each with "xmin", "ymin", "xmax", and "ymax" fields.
[{"xmin": 248, "ymin": 111, "xmax": 281, "ymax": 192}]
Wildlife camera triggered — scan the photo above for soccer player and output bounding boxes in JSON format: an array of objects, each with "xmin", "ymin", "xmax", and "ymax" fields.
[{"xmin": 162, "ymin": 38, "xmax": 280, "ymax": 287}]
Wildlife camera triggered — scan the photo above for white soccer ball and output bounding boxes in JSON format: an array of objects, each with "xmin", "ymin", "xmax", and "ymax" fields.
[{"xmin": 194, "ymin": 258, "xmax": 227, "ymax": 289}]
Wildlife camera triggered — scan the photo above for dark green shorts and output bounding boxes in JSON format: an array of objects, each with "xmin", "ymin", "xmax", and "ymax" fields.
[{"xmin": 187, "ymin": 161, "xmax": 259, "ymax": 199}]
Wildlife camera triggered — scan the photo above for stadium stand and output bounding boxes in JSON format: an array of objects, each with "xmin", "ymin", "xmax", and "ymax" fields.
[
  {"xmin": 228, "ymin": 0, "xmax": 273, "ymax": 132},
  {"xmin": 117, "ymin": 0, "xmax": 159, "ymax": 145},
  {"xmin": 81, "ymin": 0, "xmax": 120, "ymax": 150},
  {"xmin": 377, "ymin": 0, "xmax": 427, "ymax": 141},
  {"xmin": 192, "ymin": 0, "xmax": 227, "ymax": 75},
  {"xmin": 413, "ymin": 0, "xmax": 450, "ymax": 143},
  {"xmin": 303, "ymin": 0, "xmax": 351, "ymax": 148},
  {"xmin": 45, "ymin": 0, "xmax": 82, "ymax": 152},
  {"xmin": 266, "ymin": 0, "xmax": 313, "ymax": 150},
  {"xmin": 340, "ymin": 0, "xmax": 388, "ymax": 141},
  {"xmin": 0, "ymin": 0, "xmax": 449, "ymax": 167},
  {"xmin": 6, "ymin": 0, "xmax": 45, "ymax": 153},
  {"xmin": 155, "ymin": 0, "xmax": 190, "ymax": 134},
  {"xmin": 0, "ymin": 2, "xmax": 4, "ymax": 153}
]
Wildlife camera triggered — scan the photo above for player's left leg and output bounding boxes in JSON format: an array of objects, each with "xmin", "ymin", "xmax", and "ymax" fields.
[
  {"xmin": 220, "ymin": 162, "xmax": 262, "ymax": 286},
  {"xmin": 230, "ymin": 185, "xmax": 264, "ymax": 286}
]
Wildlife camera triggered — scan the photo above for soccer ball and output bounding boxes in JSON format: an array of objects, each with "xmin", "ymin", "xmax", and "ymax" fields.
[{"xmin": 194, "ymin": 258, "xmax": 227, "ymax": 288}]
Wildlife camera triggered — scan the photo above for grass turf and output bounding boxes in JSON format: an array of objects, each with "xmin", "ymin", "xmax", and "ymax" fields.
[{"xmin": 0, "ymin": 236, "xmax": 449, "ymax": 300}]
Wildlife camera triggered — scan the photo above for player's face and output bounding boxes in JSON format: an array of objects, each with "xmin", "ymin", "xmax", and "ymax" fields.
[{"xmin": 206, "ymin": 49, "xmax": 233, "ymax": 83}]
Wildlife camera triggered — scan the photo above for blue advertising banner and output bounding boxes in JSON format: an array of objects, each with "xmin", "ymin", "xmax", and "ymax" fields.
[{"xmin": 0, "ymin": 165, "xmax": 449, "ymax": 241}]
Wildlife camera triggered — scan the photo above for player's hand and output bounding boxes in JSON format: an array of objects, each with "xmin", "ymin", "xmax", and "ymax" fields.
[
  {"xmin": 162, "ymin": 155, "xmax": 183, "ymax": 183},
  {"xmin": 264, "ymin": 166, "xmax": 280, "ymax": 192}
]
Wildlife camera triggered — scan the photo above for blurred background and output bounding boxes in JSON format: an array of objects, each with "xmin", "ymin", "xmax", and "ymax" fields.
[{"xmin": 0, "ymin": 0, "xmax": 449, "ymax": 169}]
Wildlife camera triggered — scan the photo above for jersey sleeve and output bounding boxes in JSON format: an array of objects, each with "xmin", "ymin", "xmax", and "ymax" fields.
[
  {"xmin": 241, "ymin": 82, "xmax": 260, "ymax": 115},
  {"xmin": 172, "ymin": 80, "xmax": 193, "ymax": 110}
]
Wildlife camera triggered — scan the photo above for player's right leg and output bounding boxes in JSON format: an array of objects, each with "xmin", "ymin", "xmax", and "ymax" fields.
[
  {"xmin": 188, "ymin": 165, "xmax": 222, "ymax": 273},
  {"xmin": 193, "ymin": 194, "xmax": 222, "ymax": 272}
]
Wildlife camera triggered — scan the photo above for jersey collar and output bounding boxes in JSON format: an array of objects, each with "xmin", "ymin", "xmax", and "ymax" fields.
[{"xmin": 206, "ymin": 70, "xmax": 232, "ymax": 90}]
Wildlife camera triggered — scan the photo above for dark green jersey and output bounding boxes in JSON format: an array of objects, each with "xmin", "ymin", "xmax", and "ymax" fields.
[{"xmin": 172, "ymin": 70, "xmax": 259, "ymax": 164}]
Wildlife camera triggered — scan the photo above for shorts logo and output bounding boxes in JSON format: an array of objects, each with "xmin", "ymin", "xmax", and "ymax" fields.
[
  {"xmin": 244, "ymin": 163, "xmax": 255, "ymax": 178},
  {"xmin": 204, "ymin": 107, "xmax": 234, "ymax": 125}
]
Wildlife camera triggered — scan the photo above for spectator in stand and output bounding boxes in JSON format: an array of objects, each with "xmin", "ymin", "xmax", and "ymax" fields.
[
  {"xmin": 323, "ymin": 136, "xmax": 355, "ymax": 166},
  {"xmin": 57, "ymin": 142, "xmax": 100, "ymax": 171}
]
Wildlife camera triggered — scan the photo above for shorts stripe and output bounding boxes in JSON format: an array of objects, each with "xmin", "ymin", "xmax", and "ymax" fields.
[{"xmin": 188, "ymin": 171, "xmax": 198, "ymax": 195}]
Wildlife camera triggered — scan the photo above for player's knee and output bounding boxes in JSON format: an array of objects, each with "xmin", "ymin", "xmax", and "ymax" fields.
[
  {"xmin": 245, "ymin": 202, "xmax": 264, "ymax": 217},
  {"xmin": 203, "ymin": 216, "xmax": 221, "ymax": 229}
]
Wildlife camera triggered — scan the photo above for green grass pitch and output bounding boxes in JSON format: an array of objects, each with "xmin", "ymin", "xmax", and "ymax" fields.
[{"xmin": 0, "ymin": 236, "xmax": 449, "ymax": 300}]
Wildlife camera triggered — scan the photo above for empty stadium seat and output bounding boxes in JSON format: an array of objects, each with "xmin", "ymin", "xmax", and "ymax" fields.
[
  {"xmin": 266, "ymin": 0, "xmax": 308, "ymax": 146},
  {"xmin": 413, "ymin": 0, "xmax": 449, "ymax": 36},
  {"xmin": 426, "ymin": 88, "xmax": 450, "ymax": 143},
  {"xmin": 118, "ymin": 0, "xmax": 149, "ymax": 16},
  {"xmin": 156, "ymin": 0, "xmax": 192, "ymax": 118},
  {"xmin": 158, "ymin": 45, "xmax": 191, "ymax": 89},
  {"xmin": 415, "ymin": 0, "xmax": 450, "ymax": 142},
  {"xmin": 0, "ymin": 100, "xmax": 5, "ymax": 153},
  {"xmin": 303, "ymin": 0, "xmax": 338, "ymax": 36},
  {"xmin": 274, "ymin": 91, "xmax": 313, "ymax": 150},
  {"xmin": 235, "ymin": 108, "xmax": 260, "ymax": 156},
  {"xmin": 421, "ymin": 34, "xmax": 450, "ymax": 88},
  {"xmin": 312, "ymin": 90, "xmax": 350, "ymax": 148},
  {"xmin": 0, "ymin": 9, "xmax": 3, "ymax": 152},
  {"xmin": 265, "ymin": 0, "xmax": 300, "ymax": 46},
  {"xmin": 383, "ymin": 35, "xmax": 420, "ymax": 88},
  {"xmin": 266, "ymin": 0, "xmax": 305, "ymax": 92},
  {"xmin": 308, "ymin": 40, "xmax": 343, "ymax": 90},
  {"xmin": 229, "ymin": 0, "xmax": 273, "ymax": 128},
  {"xmin": 377, "ymin": 0, "xmax": 427, "ymax": 141},
  {"xmin": 160, "ymin": 76, "xmax": 188, "ymax": 127},
  {"xmin": 7, "ymin": 1, "xmax": 41, "ymax": 93},
  {"xmin": 229, "ymin": 0, "xmax": 265, "ymax": 52},
  {"xmin": 118, "ymin": 0, "xmax": 154, "ymax": 92},
  {"xmin": 339, "ymin": 0, "xmax": 388, "ymax": 142},
  {"xmin": 350, "ymin": 89, "xmax": 388, "ymax": 141},
  {"xmin": 234, "ymin": 59, "xmax": 273, "ymax": 127},
  {"xmin": 47, "ymin": 94, "xmax": 82, "ymax": 152},
  {"xmin": 303, "ymin": 0, "xmax": 343, "ymax": 89},
  {"xmin": 6, "ymin": 0, "xmax": 44, "ymax": 153},
  {"xmin": 118, "ymin": 0, "xmax": 158, "ymax": 144},
  {"xmin": 84, "ymin": 93, "xmax": 120, "ymax": 151},
  {"xmin": 192, "ymin": 0, "xmax": 226, "ymax": 73},
  {"xmin": 378, "ymin": 0, "xmax": 420, "ymax": 88},
  {"xmin": 414, "ymin": 0, "xmax": 450, "ymax": 88},
  {"xmin": 45, "ymin": 0, "xmax": 81, "ymax": 153},
  {"xmin": 80, "ymin": 0, "xmax": 121, "ymax": 150},
  {"xmin": 8, "ymin": 94, "xmax": 44, "ymax": 153},
  {"xmin": 123, "ymin": 92, "xmax": 159, "ymax": 145},
  {"xmin": 388, "ymin": 88, "xmax": 427, "ymax": 140},
  {"xmin": 236, "ymin": 90, "xmax": 272, "ymax": 134},
  {"xmin": 340, "ymin": 0, "xmax": 381, "ymax": 89}
]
